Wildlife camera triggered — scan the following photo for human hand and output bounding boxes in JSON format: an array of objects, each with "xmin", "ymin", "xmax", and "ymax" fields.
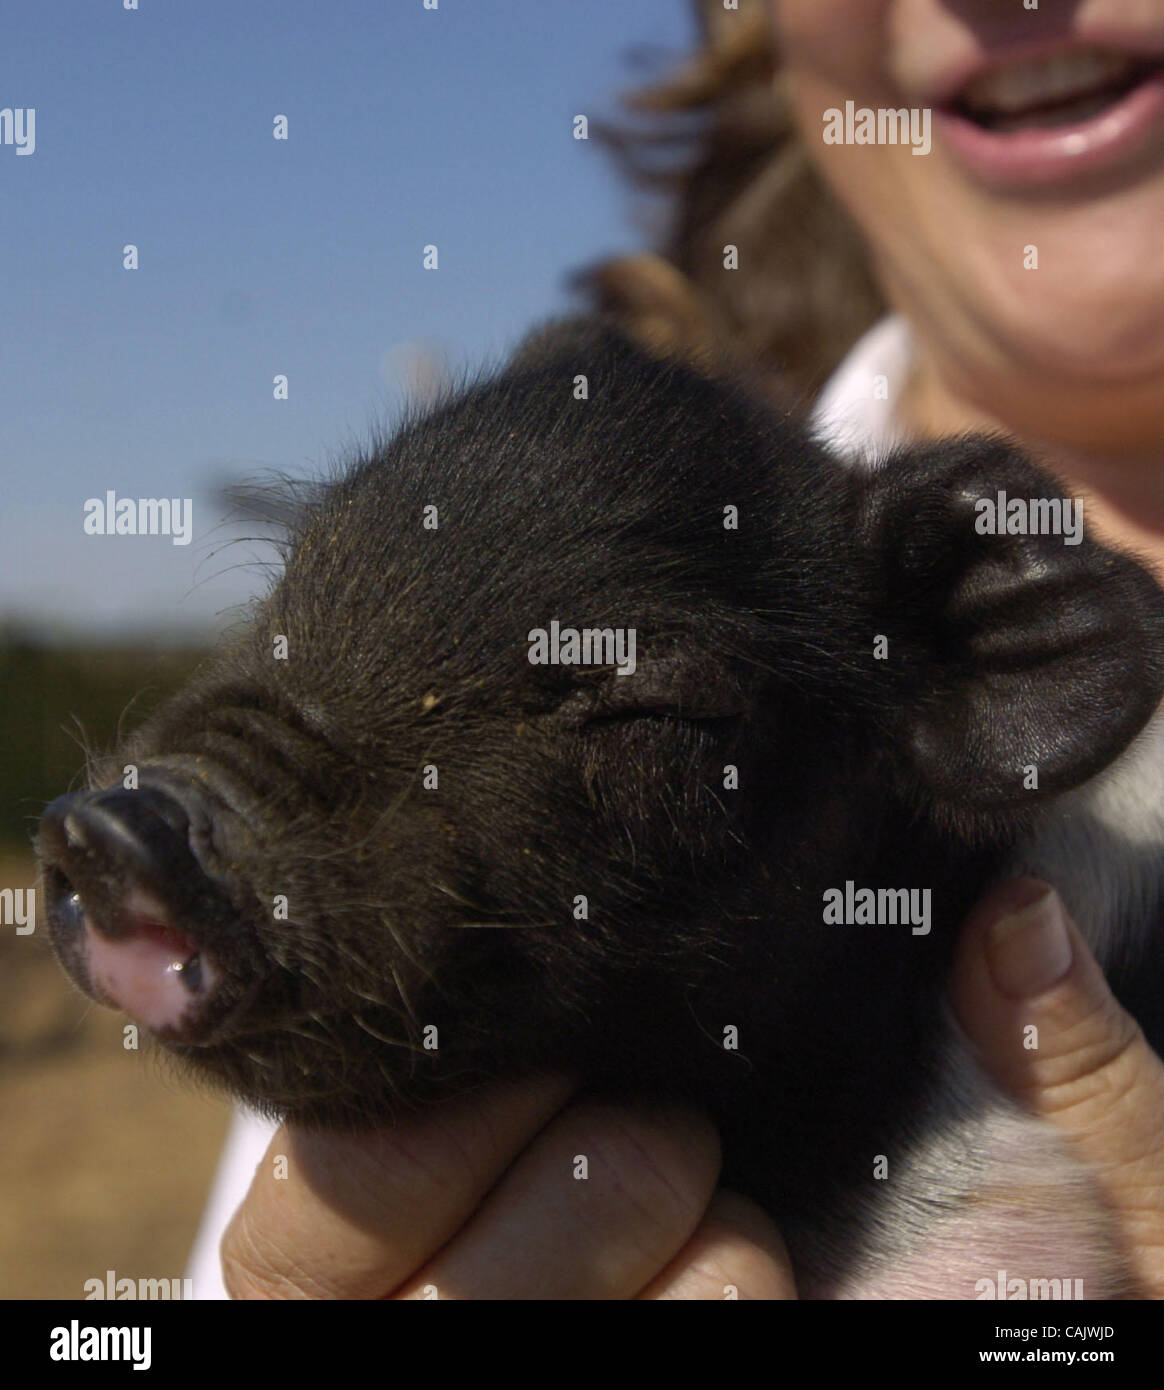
[
  {"xmin": 950, "ymin": 877, "xmax": 1164, "ymax": 1298},
  {"xmin": 220, "ymin": 1078, "xmax": 793, "ymax": 1299},
  {"xmin": 220, "ymin": 877, "xmax": 1164, "ymax": 1300}
]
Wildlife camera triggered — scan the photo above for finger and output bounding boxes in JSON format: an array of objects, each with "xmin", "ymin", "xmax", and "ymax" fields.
[
  {"xmin": 221, "ymin": 1075, "xmax": 574, "ymax": 1299},
  {"xmin": 393, "ymin": 1100, "xmax": 721, "ymax": 1299},
  {"xmin": 950, "ymin": 877, "xmax": 1164, "ymax": 1297},
  {"xmin": 635, "ymin": 1190, "xmax": 797, "ymax": 1300}
]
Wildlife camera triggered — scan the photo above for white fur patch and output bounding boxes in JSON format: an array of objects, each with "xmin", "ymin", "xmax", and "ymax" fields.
[{"xmin": 1010, "ymin": 714, "xmax": 1164, "ymax": 967}]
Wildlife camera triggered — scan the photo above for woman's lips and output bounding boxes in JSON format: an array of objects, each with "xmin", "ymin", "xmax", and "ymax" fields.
[{"xmin": 934, "ymin": 64, "xmax": 1164, "ymax": 190}]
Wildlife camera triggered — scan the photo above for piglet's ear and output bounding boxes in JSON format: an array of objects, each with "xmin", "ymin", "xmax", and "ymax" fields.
[{"xmin": 861, "ymin": 437, "xmax": 1164, "ymax": 814}]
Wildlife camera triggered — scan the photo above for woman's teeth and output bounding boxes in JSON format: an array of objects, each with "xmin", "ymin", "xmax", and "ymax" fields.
[{"xmin": 958, "ymin": 51, "xmax": 1155, "ymax": 129}]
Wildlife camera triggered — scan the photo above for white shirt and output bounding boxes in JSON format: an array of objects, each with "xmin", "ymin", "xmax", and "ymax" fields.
[
  {"xmin": 811, "ymin": 313, "xmax": 911, "ymax": 466},
  {"xmin": 184, "ymin": 312, "xmax": 913, "ymax": 1299}
]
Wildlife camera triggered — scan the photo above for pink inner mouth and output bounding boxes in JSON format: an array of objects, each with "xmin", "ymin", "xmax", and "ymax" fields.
[{"xmin": 81, "ymin": 889, "xmax": 215, "ymax": 1032}]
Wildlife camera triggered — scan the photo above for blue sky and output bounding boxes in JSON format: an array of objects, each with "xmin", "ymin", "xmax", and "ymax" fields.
[{"xmin": 0, "ymin": 0, "xmax": 695, "ymax": 640}]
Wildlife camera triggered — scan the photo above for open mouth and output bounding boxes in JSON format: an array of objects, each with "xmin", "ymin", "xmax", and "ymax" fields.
[
  {"xmin": 934, "ymin": 43, "xmax": 1164, "ymax": 186},
  {"xmin": 50, "ymin": 878, "xmax": 215, "ymax": 1029},
  {"xmin": 951, "ymin": 50, "xmax": 1164, "ymax": 132}
]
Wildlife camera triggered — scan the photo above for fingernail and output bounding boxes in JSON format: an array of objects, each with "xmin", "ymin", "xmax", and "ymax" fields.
[{"xmin": 986, "ymin": 886, "xmax": 1073, "ymax": 999}]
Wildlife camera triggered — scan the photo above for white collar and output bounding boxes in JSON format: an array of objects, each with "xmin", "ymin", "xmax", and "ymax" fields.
[{"xmin": 810, "ymin": 315, "xmax": 913, "ymax": 470}]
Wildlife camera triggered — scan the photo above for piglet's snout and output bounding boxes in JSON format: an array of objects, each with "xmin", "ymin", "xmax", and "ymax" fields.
[{"xmin": 37, "ymin": 783, "xmax": 236, "ymax": 1040}]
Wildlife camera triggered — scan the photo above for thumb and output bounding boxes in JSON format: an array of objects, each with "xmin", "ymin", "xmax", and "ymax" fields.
[{"xmin": 950, "ymin": 877, "xmax": 1164, "ymax": 1298}]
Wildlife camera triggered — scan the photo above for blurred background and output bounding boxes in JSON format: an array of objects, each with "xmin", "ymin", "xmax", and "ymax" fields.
[{"xmin": 0, "ymin": 0, "xmax": 694, "ymax": 1298}]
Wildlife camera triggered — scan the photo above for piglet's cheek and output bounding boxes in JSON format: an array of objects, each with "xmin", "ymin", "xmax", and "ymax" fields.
[{"xmin": 82, "ymin": 917, "xmax": 216, "ymax": 1034}]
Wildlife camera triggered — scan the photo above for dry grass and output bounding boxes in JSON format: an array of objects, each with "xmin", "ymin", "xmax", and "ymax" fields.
[{"xmin": 0, "ymin": 849, "xmax": 232, "ymax": 1298}]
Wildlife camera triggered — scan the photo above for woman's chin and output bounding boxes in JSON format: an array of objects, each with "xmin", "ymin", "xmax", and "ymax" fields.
[
  {"xmin": 906, "ymin": 295, "xmax": 1164, "ymax": 451},
  {"xmin": 987, "ymin": 301, "xmax": 1164, "ymax": 386}
]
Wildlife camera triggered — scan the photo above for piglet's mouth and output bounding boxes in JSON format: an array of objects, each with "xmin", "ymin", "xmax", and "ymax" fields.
[
  {"xmin": 52, "ymin": 882, "xmax": 214, "ymax": 1032},
  {"xmin": 37, "ymin": 781, "xmax": 259, "ymax": 1044}
]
